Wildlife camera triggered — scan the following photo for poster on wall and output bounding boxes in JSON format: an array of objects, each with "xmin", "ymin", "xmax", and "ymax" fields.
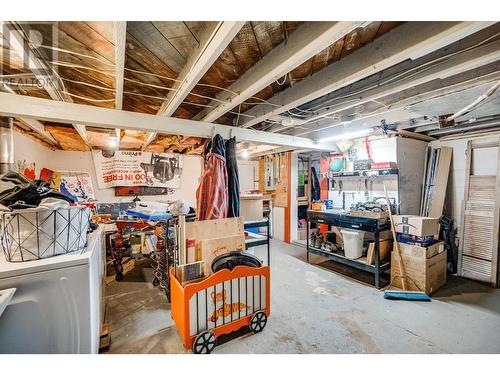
[
  {"xmin": 16, "ymin": 160, "xmax": 36, "ymax": 180},
  {"xmin": 39, "ymin": 168, "xmax": 96, "ymax": 202},
  {"xmin": 59, "ymin": 174, "xmax": 95, "ymax": 202},
  {"xmin": 92, "ymin": 150, "xmax": 183, "ymax": 189}
]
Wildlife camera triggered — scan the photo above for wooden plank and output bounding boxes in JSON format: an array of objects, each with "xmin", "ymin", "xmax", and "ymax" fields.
[
  {"xmin": 429, "ymin": 146, "xmax": 453, "ymax": 218},
  {"xmin": 259, "ymin": 158, "xmax": 265, "ymax": 192},
  {"xmin": 114, "ymin": 22, "xmax": 126, "ymax": 142},
  {"xmin": 492, "ymin": 136, "xmax": 500, "ymax": 287},
  {"xmin": 127, "ymin": 21, "xmax": 186, "ymax": 74},
  {"xmin": 273, "ymin": 153, "xmax": 289, "ymax": 208},
  {"xmin": 458, "ymin": 141, "xmax": 473, "ymax": 276},
  {"xmin": 0, "ymin": 91, "xmax": 341, "ymax": 151},
  {"xmin": 197, "ymin": 22, "xmax": 361, "ymax": 122},
  {"xmin": 100, "ymin": 323, "xmax": 109, "ymax": 337},
  {"xmin": 152, "ymin": 21, "xmax": 198, "ymax": 60},
  {"xmin": 366, "ymin": 239, "xmax": 392, "ymax": 265}
]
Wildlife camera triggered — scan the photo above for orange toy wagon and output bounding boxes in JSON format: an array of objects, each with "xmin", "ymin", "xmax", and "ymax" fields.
[{"xmin": 170, "ymin": 264, "xmax": 270, "ymax": 354}]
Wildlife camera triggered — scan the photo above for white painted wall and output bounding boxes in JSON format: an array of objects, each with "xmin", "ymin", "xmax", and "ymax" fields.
[
  {"xmin": 273, "ymin": 206, "xmax": 285, "ymax": 241},
  {"xmin": 1, "ymin": 132, "xmax": 51, "ymax": 191},
  {"xmin": 10, "ymin": 132, "xmax": 203, "ymax": 208},
  {"xmin": 431, "ymin": 133, "xmax": 499, "ymax": 230},
  {"xmin": 237, "ymin": 159, "xmax": 259, "ymax": 192},
  {"xmin": 290, "ymin": 153, "xmax": 298, "ymax": 242},
  {"xmin": 12, "ymin": 131, "xmax": 51, "ymax": 177}
]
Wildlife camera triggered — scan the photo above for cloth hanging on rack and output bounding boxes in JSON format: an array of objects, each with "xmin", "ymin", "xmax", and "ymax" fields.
[
  {"xmin": 225, "ymin": 136, "xmax": 240, "ymax": 218},
  {"xmin": 310, "ymin": 166, "xmax": 320, "ymax": 202},
  {"xmin": 196, "ymin": 134, "xmax": 228, "ymax": 220}
]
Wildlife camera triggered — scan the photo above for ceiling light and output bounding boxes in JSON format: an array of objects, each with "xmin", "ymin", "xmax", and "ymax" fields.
[
  {"xmin": 319, "ymin": 128, "xmax": 374, "ymax": 143},
  {"xmin": 241, "ymin": 149, "xmax": 249, "ymax": 159},
  {"xmin": 109, "ymin": 136, "xmax": 118, "ymax": 149},
  {"xmin": 281, "ymin": 118, "xmax": 294, "ymax": 127}
]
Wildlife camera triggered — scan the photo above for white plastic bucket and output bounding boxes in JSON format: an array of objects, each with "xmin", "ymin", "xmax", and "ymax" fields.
[{"xmin": 341, "ymin": 229, "xmax": 364, "ymax": 259}]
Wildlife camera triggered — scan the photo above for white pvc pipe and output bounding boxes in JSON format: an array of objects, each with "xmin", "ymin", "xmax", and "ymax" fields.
[{"xmin": 445, "ymin": 80, "xmax": 500, "ymax": 123}]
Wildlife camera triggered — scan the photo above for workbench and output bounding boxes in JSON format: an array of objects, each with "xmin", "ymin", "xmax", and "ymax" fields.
[{"xmin": 306, "ymin": 209, "xmax": 391, "ymax": 288}]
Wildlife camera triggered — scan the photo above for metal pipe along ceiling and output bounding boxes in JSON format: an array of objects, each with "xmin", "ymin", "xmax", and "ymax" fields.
[{"xmin": 0, "ymin": 117, "xmax": 14, "ymax": 174}]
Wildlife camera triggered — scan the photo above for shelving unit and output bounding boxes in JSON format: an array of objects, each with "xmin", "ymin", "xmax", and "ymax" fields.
[
  {"xmin": 306, "ymin": 209, "xmax": 391, "ymax": 288},
  {"xmin": 244, "ymin": 218, "xmax": 271, "ymax": 265}
]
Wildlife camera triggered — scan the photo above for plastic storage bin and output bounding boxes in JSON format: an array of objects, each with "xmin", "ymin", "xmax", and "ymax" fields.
[{"xmin": 341, "ymin": 229, "xmax": 364, "ymax": 259}]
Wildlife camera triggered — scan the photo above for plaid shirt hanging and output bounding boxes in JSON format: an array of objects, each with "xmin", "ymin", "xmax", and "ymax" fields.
[{"xmin": 196, "ymin": 152, "xmax": 228, "ymax": 220}]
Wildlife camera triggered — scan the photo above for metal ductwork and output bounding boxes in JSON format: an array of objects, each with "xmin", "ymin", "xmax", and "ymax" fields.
[
  {"xmin": 0, "ymin": 117, "xmax": 14, "ymax": 174},
  {"xmin": 428, "ymin": 116, "xmax": 500, "ymax": 137}
]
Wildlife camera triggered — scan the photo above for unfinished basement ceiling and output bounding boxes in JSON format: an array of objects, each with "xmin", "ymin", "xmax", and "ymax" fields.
[{"xmin": 1, "ymin": 21, "xmax": 499, "ymax": 153}]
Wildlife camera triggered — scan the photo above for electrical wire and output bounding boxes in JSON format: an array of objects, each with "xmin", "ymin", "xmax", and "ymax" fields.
[
  {"xmin": 275, "ymin": 74, "xmax": 287, "ymax": 86},
  {"xmin": 60, "ymin": 91, "xmax": 115, "ymax": 103},
  {"xmin": 37, "ymin": 44, "xmax": 281, "ymax": 107},
  {"xmin": 288, "ymin": 31, "xmax": 500, "ymax": 118},
  {"xmin": 37, "ymin": 44, "xmax": 115, "ymax": 67}
]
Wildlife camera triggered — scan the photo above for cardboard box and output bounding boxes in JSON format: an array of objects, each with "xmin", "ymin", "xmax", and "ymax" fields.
[
  {"xmin": 197, "ymin": 234, "xmax": 246, "ymax": 276},
  {"xmin": 396, "ymin": 233, "xmax": 436, "ymax": 247},
  {"xmin": 393, "ymin": 215, "xmax": 439, "ymax": 237},
  {"xmin": 298, "ymin": 227, "xmax": 307, "ymax": 240},
  {"xmin": 391, "ymin": 244, "xmax": 447, "ymax": 295},
  {"xmin": 398, "ymin": 241, "xmax": 444, "ymax": 259},
  {"xmin": 176, "ymin": 261, "xmax": 204, "ymax": 283}
]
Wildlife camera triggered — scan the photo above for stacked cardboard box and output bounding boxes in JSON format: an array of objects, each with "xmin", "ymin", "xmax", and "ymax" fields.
[{"xmin": 391, "ymin": 215, "xmax": 447, "ymax": 294}]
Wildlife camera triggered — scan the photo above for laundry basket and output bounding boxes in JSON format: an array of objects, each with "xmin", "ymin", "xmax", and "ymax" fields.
[{"xmin": 0, "ymin": 204, "xmax": 92, "ymax": 262}]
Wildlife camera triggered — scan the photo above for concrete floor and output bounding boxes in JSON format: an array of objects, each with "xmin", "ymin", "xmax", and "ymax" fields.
[{"xmin": 105, "ymin": 239, "xmax": 500, "ymax": 354}]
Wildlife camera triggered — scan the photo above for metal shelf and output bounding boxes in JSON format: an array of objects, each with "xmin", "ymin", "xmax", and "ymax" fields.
[
  {"xmin": 326, "ymin": 168, "xmax": 399, "ymax": 178},
  {"xmin": 308, "ymin": 246, "xmax": 391, "ymax": 274},
  {"xmin": 244, "ymin": 219, "xmax": 271, "ymax": 266},
  {"xmin": 306, "ymin": 209, "xmax": 390, "ymax": 288}
]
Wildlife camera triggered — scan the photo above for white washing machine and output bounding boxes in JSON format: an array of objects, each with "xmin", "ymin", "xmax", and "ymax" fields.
[{"xmin": 0, "ymin": 227, "xmax": 105, "ymax": 353}]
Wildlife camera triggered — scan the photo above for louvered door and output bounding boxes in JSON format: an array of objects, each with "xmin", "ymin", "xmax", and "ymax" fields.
[{"xmin": 458, "ymin": 139, "xmax": 500, "ymax": 287}]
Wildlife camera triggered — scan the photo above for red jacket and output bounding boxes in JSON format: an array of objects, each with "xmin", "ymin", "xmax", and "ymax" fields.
[{"xmin": 196, "ymin": 153, "xmax": 228, "ymax": 220}]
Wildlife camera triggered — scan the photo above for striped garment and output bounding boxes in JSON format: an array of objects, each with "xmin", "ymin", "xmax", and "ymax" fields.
[{"xmin": 196, "ymin": 152, "xmax": 228, "ymax": 220}]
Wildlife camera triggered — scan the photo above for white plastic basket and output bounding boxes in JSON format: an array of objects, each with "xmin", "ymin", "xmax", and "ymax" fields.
[{"xmin": 0, "ymin": 205, "xmax": 91, "ymax": 262}]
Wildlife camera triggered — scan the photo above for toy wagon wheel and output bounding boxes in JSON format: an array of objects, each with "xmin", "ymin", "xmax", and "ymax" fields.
[
  {"xmin": 192, "ymin": 331, "xmax": 216, "ymax": 354},
  {"xmin": 249, "ymin": 310, "xmax": 268, "ymax": 334}
]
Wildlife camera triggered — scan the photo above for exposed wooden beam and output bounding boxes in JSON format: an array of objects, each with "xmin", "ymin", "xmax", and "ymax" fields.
[
  {"xmin": 1, "ymin": 21, "xmax": 91, "ymax": 148},
  {"xmin": 142, "ymin": 21, "xmax": 244, "ymax": 150},
  {"xmin": 280, "ymin": 39, "xmax": 500, "ymax": 136},
  {"xmin": 238, "ymin": 21, "xmax": 496, "ymax": 129},
  {"xmin": 195, "ymin": 22, "xmax": 364, "ymax": 123},
  {"xmin": 0, "ymin": 84, "xmax": 59, "ymax": 146},
  {"xmin": 114, "ymin": 21, "xmax": 127, "ymax": 143},
  {"xmin": 0, "ymin": 92, "xmax": 340, "ymax": 151}
]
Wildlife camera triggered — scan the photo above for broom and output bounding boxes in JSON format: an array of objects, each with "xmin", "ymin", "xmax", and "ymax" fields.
[{"xmin": 383, "ymin": 185, "xmax": 431, "ymax": 301}]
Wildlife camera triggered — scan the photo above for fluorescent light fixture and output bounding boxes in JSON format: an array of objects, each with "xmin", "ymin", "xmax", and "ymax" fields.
[{"xmin": 319, "ymin": 128, "xmax": 374, "ymax": 143}]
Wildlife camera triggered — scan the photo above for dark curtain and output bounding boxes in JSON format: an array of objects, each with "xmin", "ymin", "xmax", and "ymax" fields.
[
  {"xmin": 311, "ymin": 166, "xmax": 320, "ymax": 202},
  {"xmin": 225, "ymin": 136, "xmax": 240, "ymax": 218}
]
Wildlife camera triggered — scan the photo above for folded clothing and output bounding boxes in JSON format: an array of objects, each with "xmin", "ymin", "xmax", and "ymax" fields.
[{"xmin": 0, "ymin": 171, "xmax": 74, "ymax": 210}]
